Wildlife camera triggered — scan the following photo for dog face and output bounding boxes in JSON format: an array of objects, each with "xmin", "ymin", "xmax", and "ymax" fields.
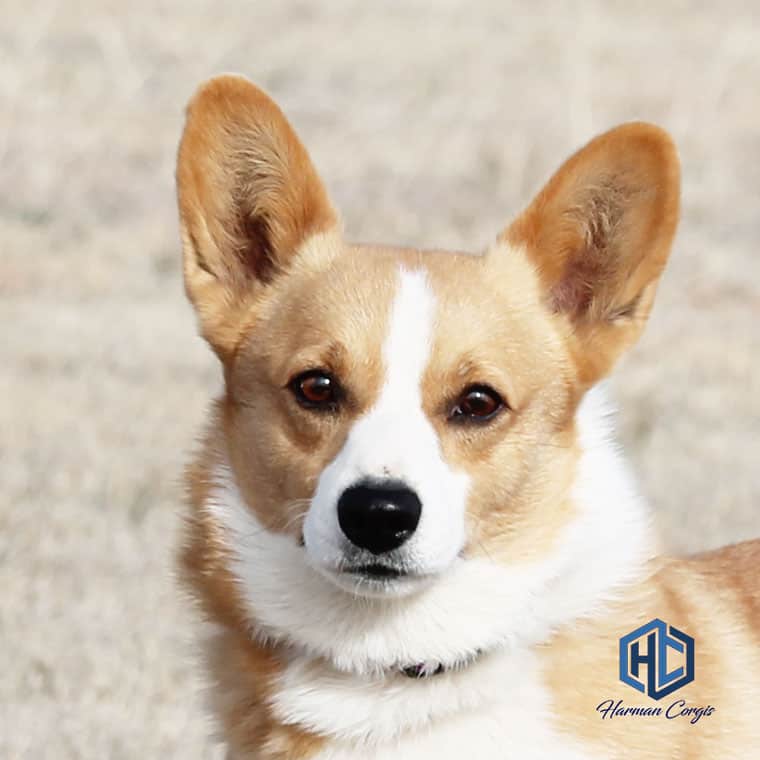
[
  {"xmin": 177, "ymin": 75, "xmax": 679, "ymax": 600},
  {"xmin": 221, "ymin": 244, "xmax": 572, "ymax": 597}
]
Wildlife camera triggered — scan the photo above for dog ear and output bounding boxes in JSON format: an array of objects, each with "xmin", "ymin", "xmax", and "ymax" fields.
[
  {"xmin": 501, "ymin": 123, "xmax": 680, "ymax": 386},
  {"xmin": 176, "ymin": 75, "xmax": 338, "ymax": 360}
]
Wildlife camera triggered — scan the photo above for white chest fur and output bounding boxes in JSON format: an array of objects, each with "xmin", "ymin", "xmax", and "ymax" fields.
[
  {"xmin": 270, "ymin": 649, "xmax": 597, "ymax": 760},
  {"xmin": 208, "ymin": 386, "xmax": 650, "ymax": 760}
]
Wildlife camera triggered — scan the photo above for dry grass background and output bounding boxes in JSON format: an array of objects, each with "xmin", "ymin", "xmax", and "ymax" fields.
[{"xmin": 2, "ymin": 1, "xmax": 759, "ymax": 757}]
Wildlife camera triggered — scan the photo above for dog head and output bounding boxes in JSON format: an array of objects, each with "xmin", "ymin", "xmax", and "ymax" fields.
[{"xmin": 177, "ymin": 75, "xmax": 679, "ymax": 639}]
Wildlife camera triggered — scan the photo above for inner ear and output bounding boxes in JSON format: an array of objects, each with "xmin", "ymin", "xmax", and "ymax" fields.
[
  {"xmin": 548, "ymin": 176, "xmax": 649, "ymax": 322},
  {"xmin": 239, "ymin": 213, "xmax": 277, "ymax": 283},
  {"xmin": 501, "ymin": 122, "xmax": 680, "ymax": 382}
]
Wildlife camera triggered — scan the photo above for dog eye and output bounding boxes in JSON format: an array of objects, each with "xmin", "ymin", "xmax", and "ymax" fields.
[
  {"xmin": 449, "ymin": 385, "xmax": 504, "ymax": 422},
  {"xmin": 289, "ymin": 370, "xmax": 339, "ymax": 410}
]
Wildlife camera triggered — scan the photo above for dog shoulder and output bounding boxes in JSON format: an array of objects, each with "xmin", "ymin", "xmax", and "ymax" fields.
[{"xmin": 692, "ymin": 539, "xmax": 760, "ymax": 630}]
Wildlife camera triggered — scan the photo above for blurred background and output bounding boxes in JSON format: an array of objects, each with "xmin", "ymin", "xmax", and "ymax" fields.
[{"xmin": 2, "ymin": 1, "xmax": 758, "ymax": 757}]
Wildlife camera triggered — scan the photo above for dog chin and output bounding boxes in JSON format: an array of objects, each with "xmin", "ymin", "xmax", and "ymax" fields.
[{"xmin": 311, "ymin": 559, "xmax": 439, "ymax": 599}]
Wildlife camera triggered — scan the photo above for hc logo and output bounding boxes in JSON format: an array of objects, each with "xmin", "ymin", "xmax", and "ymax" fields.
[{"xmin": 619, "ymin": 618, "xmax": 695, "ymax": 701}]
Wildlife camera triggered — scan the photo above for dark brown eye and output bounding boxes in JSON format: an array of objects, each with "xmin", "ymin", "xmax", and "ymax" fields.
[
  {"xmin": 290, "ymin": 370, "xmax": 339, "ymax": 410},
  {"xmin": 450, "ymin": 385, "xmax": 504, "ymax": 422}
]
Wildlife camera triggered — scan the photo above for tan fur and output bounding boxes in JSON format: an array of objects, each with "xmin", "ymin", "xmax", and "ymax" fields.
[
  {"xmin": 176, "ymin": 75, "xmax": 759, "ymax": 759},
  {"xmin": 205, "ymin": 627, "xmax": 325, "ymax": 760},
  {"xmin": 696, "ymin": 541, "xmax": 760, "ymax": 637},
  {"xmin": 421, "ymin": 254, "xmax": 582, "ymax": 561}
]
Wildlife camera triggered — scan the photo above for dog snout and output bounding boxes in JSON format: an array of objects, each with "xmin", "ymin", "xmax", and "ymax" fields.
[{"xmin": 337, "ymin": 480, "xmax": 422, "ymax": 555}]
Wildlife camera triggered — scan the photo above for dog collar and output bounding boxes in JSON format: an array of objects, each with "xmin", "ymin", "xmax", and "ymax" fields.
[
  {"xmin": 401, "ymin": 661, "xmax": 446, "ymax": 679},
  {"xmin": 400, "ymin": 649, "xmax": 483, "ymax": 679}
]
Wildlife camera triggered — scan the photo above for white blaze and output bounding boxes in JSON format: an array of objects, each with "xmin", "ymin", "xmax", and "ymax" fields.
[{"xmin": 303, "ymin": 267, "xmax": 470, "ymax": 578}]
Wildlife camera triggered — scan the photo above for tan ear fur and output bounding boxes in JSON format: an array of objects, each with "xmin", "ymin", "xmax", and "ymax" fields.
[
  {"xmin": 501, "ymin": 123, "xmax": 680, "ymax": 385},
  {"xmin": 176, "ymin": 74, "xmax": 337, "ymax": 359}
]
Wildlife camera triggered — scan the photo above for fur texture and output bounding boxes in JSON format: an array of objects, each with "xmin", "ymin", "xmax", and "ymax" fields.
[{"xmin": 176, "ymin": 75, "xmax": 760, "ymax": 759}]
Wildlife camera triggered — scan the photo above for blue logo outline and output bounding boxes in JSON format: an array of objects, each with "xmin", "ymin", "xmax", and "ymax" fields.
[{"xmin": 619, "ymin": 618, "xmax": 695, "ymax": 701}]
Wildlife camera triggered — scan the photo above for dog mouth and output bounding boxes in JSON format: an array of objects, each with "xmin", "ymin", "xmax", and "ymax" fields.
[
  {"xmin": 344, "ymin": 563, "xmax": 404, "ymax": 579},
  {"xmin": 315, "ymin": 558, "xmax": 435, "ymax": 597}
]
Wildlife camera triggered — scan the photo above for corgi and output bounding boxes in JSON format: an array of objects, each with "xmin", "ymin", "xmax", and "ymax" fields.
[{"xmin": 176, "ymin": 74, "xmax": 760, "ymax": 759}]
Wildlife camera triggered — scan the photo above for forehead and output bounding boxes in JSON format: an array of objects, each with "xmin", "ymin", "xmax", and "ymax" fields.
[{"xmin": 250, "ymin": 239, "xmax": 566, "ymax": 383}]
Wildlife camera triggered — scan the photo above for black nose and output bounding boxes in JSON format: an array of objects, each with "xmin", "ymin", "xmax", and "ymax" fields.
[{"xmin": 337, "ymin": 481, "xmax": 422, "ymax": 555}]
